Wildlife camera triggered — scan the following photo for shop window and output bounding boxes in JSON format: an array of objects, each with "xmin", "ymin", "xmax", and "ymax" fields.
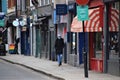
[
  {"xmin": 71, "ymin": 32, "xmax": 77, "ymax": 54},
  {"xmin": 94, "ymin": 32, "xmax": 102, "ymax": 59},
  {"xmin": 109, "ymin": 2, "xmax": 120, "ymax": 59},
  {"xmin": 109, "ymin": 32, "xmax": 119, "ymax": 59}
]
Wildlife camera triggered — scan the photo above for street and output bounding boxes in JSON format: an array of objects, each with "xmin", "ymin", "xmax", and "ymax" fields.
[{"xmin": 0, "ymin": 59, "xmax": 58, "ymax": 80}]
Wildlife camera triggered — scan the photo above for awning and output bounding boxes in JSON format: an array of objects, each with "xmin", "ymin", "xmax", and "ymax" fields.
[
  {"xmin": 109, "ymin": 7, "xmax": 119, "ymax": 32},
  {"xmin": 84, "ymin": 7, "xmax": 103, "ymax": 32},
  {"xmin": 37, "ymin": 5, "xmax": 52, "ymax": 17},
  {"xmin": 71, "ymin": 7, "xmax": 103, "ymax": 32},
  {"xmin": 88, "ymin": 0, "xmax": 104, "ymax": 8},
  {"xmin": 71, "ymin": 16, "xmax": 83, "ymax": 32}
]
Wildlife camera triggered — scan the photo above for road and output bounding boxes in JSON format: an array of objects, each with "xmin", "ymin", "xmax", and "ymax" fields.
[{"xmin": 0, "ymin": 59, "xmax": 58, "ymax": 80}]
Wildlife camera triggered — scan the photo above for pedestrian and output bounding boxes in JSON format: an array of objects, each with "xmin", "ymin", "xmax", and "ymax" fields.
[
  {"xmin": 14, "ymin": 37, "xmax": 20, "ymax": 54},
  {"xmin": 55, "ymin": 34, "xmax": 64, "ymax": 66}
]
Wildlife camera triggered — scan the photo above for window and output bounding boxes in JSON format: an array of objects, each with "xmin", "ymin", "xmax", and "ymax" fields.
[
  {"xmin": 40, "ymin": 0, "xmax": 44, "ymax": 6},
  {"xmin": 94, "ymin": 32, "xmax": 102, "ymax": 59},
  {"xmin": 40, "ymin": 0, "xmax": 50, "ymax": 6},
  {"xmin": 71, "ymin": 32, "xmax": 77, "ymax": 54},
  {"xmin": 8, "ymin": 0, "xmax": 16, "ymax": 8},
  {"xmin": 109, "ymin": 2, "xmax": 120, "ymax": 59},
  {"xmin": 109, "ymin": 32, "xmax": 119, "ymax": 59},
  {"xmin": 45, "ymin": 0, "xmax": 49, "ymax": 5}
]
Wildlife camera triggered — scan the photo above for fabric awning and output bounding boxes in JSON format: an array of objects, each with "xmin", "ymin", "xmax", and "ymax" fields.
[
  {"xmin": 109, "ymin": 7, "xmax": 119, "ymax": 32},
  {"xmin": 84, "ymin": 7, "xmax": 103, "ymax": 32},
  {"xmin": 71, "ymin": 7, "xmax": 103, "ymax": 32},
  {"xmin": 88, "ymin": 0, "xmax": 104, "ymax": 8},
  {"xmin": 71, "ymin": 6, "xmax": 119, "ymax": 32},
  {"xmin": 71, "ymin": 16, "xmax": 83, "ymax": 32}
]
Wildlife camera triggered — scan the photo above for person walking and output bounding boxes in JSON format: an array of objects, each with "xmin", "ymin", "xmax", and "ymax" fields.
[
  {"xmin": 14, "ymin": 37, "xmax": 20, "ymax": 54},
  {"xmin": 55, "ymin": 34, "xmax": 64, "ymax": 66}
]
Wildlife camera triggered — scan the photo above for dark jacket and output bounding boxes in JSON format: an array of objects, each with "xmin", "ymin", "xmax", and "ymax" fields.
[{"xmin": 55, "ymin": 38, "xmax": 64, "ymax": 54}]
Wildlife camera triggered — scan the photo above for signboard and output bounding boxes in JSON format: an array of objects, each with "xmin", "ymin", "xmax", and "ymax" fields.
[
  {"xmin": 56, "ymin": 4, "xmax": 67, "ymax": 15},
  {"xmin": 103, "ymin": 0, "xmax": 118, "ymax": 3},
  {"xmin": 0, "ymin": 12, "xmax": 5, "ymax": 20},
  {"xmin": 0, "ymin": 20, "xmax": 5, "ymax": 27},
  {"xmin": 68, "ymin": 3, "xmax": 76, "ymax": 14},
  {"xmin": 2, "ymin": 0, "xmax": 7, "ymax": 13},
  {"xmin": 77, "ymin": 5, "xmax": 89, "ymax": 21},
  {"xmin": 13, "ymin": 19, "xmax": 19, "ymax": 27},
  {"xmin": 76, "ymin": 0, "xmax": 89, "ymax": 5}
]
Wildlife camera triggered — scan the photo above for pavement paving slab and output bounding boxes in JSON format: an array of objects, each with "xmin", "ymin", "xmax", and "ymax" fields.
[{"xmin": 0, "ymin": 54, "xmax": 120, "ymax": 80}]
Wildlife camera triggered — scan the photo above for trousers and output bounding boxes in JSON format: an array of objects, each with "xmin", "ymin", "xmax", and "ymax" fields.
[{"xmin": 57, "ymin": 54, "xmax": 62, "ymax": 65}]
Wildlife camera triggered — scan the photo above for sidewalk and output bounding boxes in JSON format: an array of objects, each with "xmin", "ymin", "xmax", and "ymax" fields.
[{"xmin": 0, "ymin": 54, "xmax": 120, "ymax": 80}]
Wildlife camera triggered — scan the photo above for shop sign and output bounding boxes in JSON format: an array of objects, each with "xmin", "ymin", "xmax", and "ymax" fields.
[
  {"xmin": 68, "ymin": 3, "xmax": 76, "ymax": 14},
  {"xmin": 0, "ymin": 12, "xmax": 5, "ymax": 20},
  {"xmin": 56, "ymin": 4, "xmax": 67, "ymax": 15},
  {"xmin": 68, "ymin": 3, "xmax": 75, "ymax": 10},
  {"xmin": 12, "ymin": 19, "xmax": 19, "ymax": 27},
  {"xmin": 0, "ymin": 20, "xmax": 5, "ymax": 27},
  {"xmin": 77, "ymin": 5, "xmax": 89, "ymax": 21},
  {"xmin": 103, "ymin": 0, "xmax": 118, "ymax": 3}
]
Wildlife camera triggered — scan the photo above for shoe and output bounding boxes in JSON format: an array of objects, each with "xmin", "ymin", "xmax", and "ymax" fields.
[
  {"xmin": 58, "ymin": 63, "xmax": 60, "ymax": 66},
  {"xmin": 58, "ymin": 62, "xmax": 62, "ymax": 66},
  {"xmin": 60, "ymin": 62, "xmax": 62, "ymax": 65}
]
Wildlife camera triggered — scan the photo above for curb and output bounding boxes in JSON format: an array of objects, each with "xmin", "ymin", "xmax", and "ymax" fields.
[{"xmin": 0, "ymin": 57, "xmax": 65, "ymax": 80}]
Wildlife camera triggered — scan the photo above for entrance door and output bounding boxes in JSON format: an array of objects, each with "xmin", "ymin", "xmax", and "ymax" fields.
[{"xmin": 89, "ymin": 32, "xmax": 103, "ymax": 72}]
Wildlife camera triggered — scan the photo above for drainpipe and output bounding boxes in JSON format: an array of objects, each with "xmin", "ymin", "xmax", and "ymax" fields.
[
  {"xmin": 26, "ymin": 0, "xmax": 30, "ymax": 56},
  {"xmin": 16, "ymin": 0, "xmax": 21, "ymax": 54},
  {"xmin": 118, "ymin": 1, "xmax": 120, "ymax": 76},
  {"xmin": 66, "ymin": 0, "xmax": 71, "ymax": 63}
]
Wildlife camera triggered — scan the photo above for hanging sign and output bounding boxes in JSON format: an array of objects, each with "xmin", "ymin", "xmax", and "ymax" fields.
[
  {"xmin": 0, "ymin": 20, "xmax": 5, "ymax": 27},
  {"xmin": 77, "ymin": 5, "xmax": 89, "ymax": 21},
  {"xmin": 56, "ymin": 4, "xmax": 67, "ymax": 15},
  {"xmin": 13, "ymin": 19, "xmax": 19, "ymax": 27}
]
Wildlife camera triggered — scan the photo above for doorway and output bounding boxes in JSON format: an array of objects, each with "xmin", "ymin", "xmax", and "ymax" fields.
[{"xmin": 89, "ymin": 32, "xmax": 103, "ymax": 72}]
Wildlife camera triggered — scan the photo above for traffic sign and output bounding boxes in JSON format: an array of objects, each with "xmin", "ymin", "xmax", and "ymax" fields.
[{"xmin": 76, "ymin": 0, "xmax": 89, "ymax": 5}]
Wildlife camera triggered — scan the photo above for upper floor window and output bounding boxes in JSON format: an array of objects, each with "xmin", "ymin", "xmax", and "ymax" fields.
[
  {"xmin": 8, "ymin": 0, "xmax": 16, "ymax": 8},
  {"xmin": 40, "ymin": 0, "xmax": 50, "ymax": 6}
]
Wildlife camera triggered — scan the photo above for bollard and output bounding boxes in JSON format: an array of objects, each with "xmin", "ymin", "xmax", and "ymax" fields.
[{"xmin": 83, "ymin": 48, "xmax": 88, "ymax": 78}]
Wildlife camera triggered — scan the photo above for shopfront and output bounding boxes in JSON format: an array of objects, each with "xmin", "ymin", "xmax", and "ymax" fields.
[
  {"xmin": 103, "ymin": 0, "xmax": 120, "ymax": 76},
  {"xmin": 71, "ymin": 0, "xmax": 120, "ymax": 75},
  {"xmin": 71, "ymin": 0, "xmax": 104, "ymax": 71},
  {"xmin": 85, "ymin": 6, "xmax": 104, "ymax": 72},
  {"xmin": 87, "ymin": 0, "xmax": 120, "ymax": 74}
]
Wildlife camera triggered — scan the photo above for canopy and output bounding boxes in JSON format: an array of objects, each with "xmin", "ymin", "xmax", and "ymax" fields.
[
  {"xmin": 71, "ymin": 6, "xmax": 119, "ymax": 32},
  {"xmin": 71, "ymin": 7, "xmax": 103, "ymax": 32},
  {"xmin": 109, "ymin": 7, "xmax": 119, "ymax": 32}
]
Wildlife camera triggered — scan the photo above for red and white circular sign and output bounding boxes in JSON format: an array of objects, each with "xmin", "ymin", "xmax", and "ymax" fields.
[{"xmin": 76, "ymin": 0, "xmax": 89, "ymax": 5}]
